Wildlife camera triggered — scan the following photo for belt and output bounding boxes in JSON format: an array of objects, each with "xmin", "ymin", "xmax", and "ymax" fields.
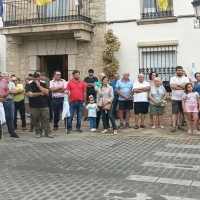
[
  {"xmin": 52, "ymin": 97, "xmax": 64, "ymax": 99},
  {"xmin": 6, "ymin": 99, "xmax": 13, "ymax": 100},
  {"xmin": 72, "ymin": 100, "xmax": 83, "ymax": 103}
]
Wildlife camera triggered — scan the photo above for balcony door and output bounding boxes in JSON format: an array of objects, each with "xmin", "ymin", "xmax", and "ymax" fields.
[
  {"xmin": 40, "ymin": 55, "xmax": 68, "ymax": 80},
  {"xmin": 43, "ymin": 0, "xmax": 68, "ymax": 18}
]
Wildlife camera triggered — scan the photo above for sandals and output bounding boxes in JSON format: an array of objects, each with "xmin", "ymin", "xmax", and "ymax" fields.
[
  {"xmin": 160, "ymin": 126, "xmax": 165, "ymax": 129},
  {"xmin": 134, "ymin": 125, "xmax": 139, "ymax": 129},
  {"xmin": 140, "ymin": 125, "xmax": 146, "ymax": 128}
]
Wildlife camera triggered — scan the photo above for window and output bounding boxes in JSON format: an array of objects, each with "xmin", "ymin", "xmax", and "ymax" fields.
[
  {"xmin": 142, "ymin": 0, "xmax": 173, "ymax": 19},
  {"xmin": 139, "ymin": 46, "xmax": 177, "ymax": 92}
]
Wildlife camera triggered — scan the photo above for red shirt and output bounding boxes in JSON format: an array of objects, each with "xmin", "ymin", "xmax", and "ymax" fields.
[
  {"xmin": 66, "ymin": 80, "xmax": 86, "ymax": 102},
  {"xmin": 0, "ymin": 79, "xmax": 8, "ymax": 96}
]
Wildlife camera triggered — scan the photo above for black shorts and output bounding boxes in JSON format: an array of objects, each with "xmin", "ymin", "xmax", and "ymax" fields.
[
  {"xmin": 172, "ymin": 100, "xmax": 183, "ymax": 114},
  {"xmin": 86, "ymin": 93, "xmax": 96, "ymax": 102},
  {"xmin": 134, "ymin": 102, "xmax": 149, "ymax": 115},
  {"xmin": 118, "ymin": 100, "xmax": 133, "ymax": 110}
]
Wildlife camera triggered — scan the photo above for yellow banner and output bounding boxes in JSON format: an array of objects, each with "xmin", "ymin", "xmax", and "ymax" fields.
[
  {"xmin": 35, "ymin": 0, "xmax": 52, "ymax": 6},
  {"xmin": 158, "ymin": 0, "xmax": 168, "ymax": 11}
]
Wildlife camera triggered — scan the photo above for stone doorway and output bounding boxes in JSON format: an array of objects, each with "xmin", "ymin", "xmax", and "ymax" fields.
[{"xmin": 39, "ymin": 55, "xmax": 68, "ymax": 80}]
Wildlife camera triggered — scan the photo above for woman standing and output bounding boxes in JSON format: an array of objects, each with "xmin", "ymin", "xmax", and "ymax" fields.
[
  {"xmin": 24, "ymin": 78, "xmax": 30, "ymax": 117},
  {"xmin": 149, "ymin": 77, "xmax": 167, "ymax": 129},
  {"xmin": 97, "ymin": 76, "xmax": 117, "ymax": 135}
]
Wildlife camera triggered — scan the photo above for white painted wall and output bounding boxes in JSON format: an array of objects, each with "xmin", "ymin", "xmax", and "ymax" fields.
[
  {"xmin": 0, "ymin": 17, "xmax": 6, "ymax": 74},
  {"xmin": 106, "ymin": 0, "xmax": 200, "ymax": 82}
]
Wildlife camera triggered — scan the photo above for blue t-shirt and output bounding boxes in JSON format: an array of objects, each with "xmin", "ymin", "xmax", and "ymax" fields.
[
  {"xmin": 116, "ymin": 78, "xmax": 134, "ymax": 101},
  {"xmin": 110, "ymin": 80, "xmax": 119, "ymax": 97},
  {"xmin": 194, "ymin": 82, "xmax": 200, "ymax": 96}
]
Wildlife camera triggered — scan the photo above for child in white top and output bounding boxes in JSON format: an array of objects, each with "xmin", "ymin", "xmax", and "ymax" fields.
[
  {"xmin": 86, "ymin": 95, "xmax": 97, "ymax": 132},
  {"xmin": 182, "ymin": 83, "xmax": 200, "ymax": 134}
]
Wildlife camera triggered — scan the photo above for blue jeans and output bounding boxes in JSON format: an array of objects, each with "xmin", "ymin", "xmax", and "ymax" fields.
[
  {"xmin": 88, "ymin": 117, "xmax": 96, "ymax": 129},
  {"xmin": 100, "ymin": 107, "xmax": 117, "ymax": 130},
  {"xmin": 67, "ymin": 101, "xmax": 84, "ymax": 130},
  {"xmin": 52, "ymin": 98, "xmax": 64, "ymax": 128},
  {"xmin": 3, "ymin": 100, "xmax": 15, "ymax": 135},
  {"xmin": 112, "ymin": 96, "xmax": 119, "ymax": 119}
]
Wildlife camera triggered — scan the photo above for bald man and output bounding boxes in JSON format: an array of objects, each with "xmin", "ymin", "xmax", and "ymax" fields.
[
  {"xmin": 116, "ymin": 71, "xmax": 134, "ymax": 128},
  {"xmin": 132, "ymin": 73, "xmax": 150, "ymax": 129}
]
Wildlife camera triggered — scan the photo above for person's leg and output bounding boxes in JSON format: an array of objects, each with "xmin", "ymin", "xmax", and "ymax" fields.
[
  {"xmin": 100, "ymin": 107, "xmax": 108, "ymax": 130},
  {"xmin": 125, "ymin": 110, "xmax": 130, "ymax": 123},
  {"xmin": 106, "ymin": 113, "xmax": 110, "ymax": 128},
  {"xmin": 186, "ymin": 113, "xmax": 192, "ymax": 130},
  {"xmin": 30, "ymin": 108, "xmax": 42, "ymax": 136},
  {"xmin": 141, "ymin": 114, "xmax": 145, "ymax": 125},
  {"xmin": 18, "ymin": 100, "xmax": 26, "ymax": 129},
  {"xmin": 118, "ymin": 101, "xmax": 125, "ymax": 125},
  {"xmin": 112, "ymin": 97, "xmax": 118, "ymax": 120},
  {"xmin": 125, "ymin": 100, "xmax": 133, "ymax": 124},
  {"xmin": 40, "ymin": 107, "xmax": 52, "ymax": 137},
  {"xmin": 134, "ymin": 102, "xmax": 140, "ymax": 128},
  {"xmin": 96, "ymin": 110, "xmax": 101, "ymax": 129},
  {"xmin": 178, "ymin": 112, "xmax": 184, "ymax": 126},
  {"xmin": 152, "ymin": 115, "xmax": 157, "ymax": 127},
  {"xmin": 76, "ymin": 101, "xmax": 84, "ymax": 130},
  {"xmin": 88, "ymin": 117, "xmax": 93, "ymax": 130},
  {"xmin": 52, "ymin": 98, "xmax": 60, "ymax": 128},
  {"xmin": 172, "ymin": 100, "xmax": 179, "ymax": 129},
  {"xmin": 93, "ymin": 117, "xmax": 97, "ymax": 129},
  {"xmin": 192, "ymin": 112, "xmax": 199, "ymax": 131},
  {"xmin": 172, "ymin": 114, "xmax": 178, "ymax": 127},
  {"xmin": 140, "ymin": 102, "xmax": 148, "ymax": 126},
  {"xmin": 107, "ymin": 109, "xmax": 117, "ymax": 130},
  {"xmin": 47, "ymin": 96, "xmax": 53, "ymax": 121},
  {"xmin": 158, "ymin": 115, "xmax": 163, "ymax": 127},
  {"xmin": 58, "ymin": 98, "xmax": 64, "ymax": 125},
  {"xmin": 135, "ymin": 115, "xmax": 139, "ymax": 126},
  {"xmin": 14, "ymin": 102, "xmax": 18, "ymax": 129},
  {"xmin": 67, "ymin": 102, "xmax": 75, "ymax": 131}
]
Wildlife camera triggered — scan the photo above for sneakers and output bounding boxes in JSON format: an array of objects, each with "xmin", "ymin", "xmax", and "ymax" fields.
[
  {"xmin": 101, "ymin": 129, "xmax": 108, "ymax": 134},
  {"xmin": 188, "ymin": 129, "xmax": 193, "ymax": 134},
  {"xmin": 178, "ymin": 126, "xmax": 185, "ymax": 131},
  {"xmin": 171, "ymin": 126, "xmax": 176, "ymax": 132},
  {"xmin": 125, "ymin": 123, "xmax": 131, "ymax": 128},
  {"xmin": 67, "ymin": 130, "xmax": 71, "ymax": 134},
  {"xmin": 10, "ymin": 133, "xmax": 19, "ymax": 138},
  {"xmin": 84, "ymin": 117, "xmax": 88, "ymax": 121},
  {"xmin": 76, "ymin": 129, "xmax": 82, "ymax": 133},
  {"xmin": 29, "ymin": 127, "xmax": 34, "ymax": 132},
  {"xmin": 90, "ymin": 129, "xmax": 96, "ymax": 132},
  {"xmin": 36, "ymin": 133, "xmax": 42, "ymax": 138},
  {"xmin": 53, "ymin": 127, "xmax": 58, "ymax": 131},
  {"xmin": 114, "ymin": 130, "xmax": 117, "ymax": 135},
  {"xmin": 118, "ymin": 123, "xmax": 124, "ymax": 128},
  {"xmin": 193, "ymin": 130, "xmax": 200, "ymax": 134},
  {"xmin": 46, "ymin": 133, "xmax": 54, "ymax": 138}
]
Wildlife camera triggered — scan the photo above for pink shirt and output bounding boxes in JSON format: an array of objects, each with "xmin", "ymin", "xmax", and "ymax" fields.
[
  {"xmin": 0, "ymin": 79, "xmax": 8, "ymax": 96},
  {"xmin": 182, "ymin": 92, "xmax": 199, "ymax": 103},
  {"xmin": 50, "ymin": 79, "xmax": 67, "ymax": 98}
]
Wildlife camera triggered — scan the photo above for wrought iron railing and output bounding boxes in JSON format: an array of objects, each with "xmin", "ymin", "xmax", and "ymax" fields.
[
  {"xmin": 139, "ymin": 46, "xmax": 177, "ymax": 93},
  {"xmin": 141, "ymin": 0, "xmax": 174, "ymax": 19},
  {"xmin": 2, "ymin": 0, "xmax": 91, "ymax": 27}
]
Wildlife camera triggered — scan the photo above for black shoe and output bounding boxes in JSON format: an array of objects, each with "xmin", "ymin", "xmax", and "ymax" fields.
[
  {"xmin": 125, "ymin": 122, "xmax": 131, "ymax": 128},
  {"xmin": 10, "ymin": 133, "xmax": 19, "ymax": 138},
  {"xmin": 67, "ymin": 130, "xmax": 71, "ymax": 134},
  {"xmin": 118, "ymin": 123, "xmax": 124, "ymax": 128},
  {"xmin": 84, "ymin": 117, "xmax": 88, "ymax": 121},
  {"xmin": 76, "ymin": 129, "xmax": 82, "ymax": 133},
  {"xmin": 53, "ymin": 127, "xmax": 58, "ymax": 131},
  {"xmin": 29, "ymin": 127, "xmax": 34, "ymax": 132}
]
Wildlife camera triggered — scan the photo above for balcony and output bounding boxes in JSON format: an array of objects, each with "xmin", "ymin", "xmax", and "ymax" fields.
[{"xmin": 0, "ymin": 0, "xmax": 93, "ymax": 42}]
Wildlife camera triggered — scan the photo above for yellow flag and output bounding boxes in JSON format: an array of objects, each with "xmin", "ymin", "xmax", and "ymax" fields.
[
  {"xmin": 158, "ymin": 0, "xmax": 168, "ymax": 11},
  {"xmin": 35, "ymin": 0, "xmax": 52, "ymax": 5}
]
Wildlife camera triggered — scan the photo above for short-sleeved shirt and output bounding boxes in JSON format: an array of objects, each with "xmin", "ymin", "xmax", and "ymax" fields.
[
  {"xmin": 94, "ymin": 81, "xmax": 102, "ymax": 102},
  {"xmin": 133, "ymin": 81, "xmax": 150, "ymax": 102},
  {"xmin": 170, "ymin": 76, "xmax": 190, "ymax": 100},
  {"xmin": 116, "ymin": 79, "xmax": 134, "ymax": 101},
  {"xmin": 66, "ymin": 80, "xmax": 87, "ymax": 102},
  {"xmin": 14, "ymin": 84, "xmax": 24, "ymax": 102},
  {"xmin": 7, "ymin": 81, "xmax": 16, "ymax": 100},
  {"xmin": 0, "ymin": 79, "xmax": 8, "ymax": 95},
  {"xmin": 84, "ymin": 76, "xmax": 98, "ymax": 94},
  {"xmin": 44, "ymin": 77, "xmax": 50, "ymax": 88},
  {"xmin": 182, "ymin": 92, "xmax": 199, "ymax": 103},
  {"xmin": 26, "ymin": 82, "xmax": 48, "ymax": 108},
  {"xmin": 150, "ymin": 85, "xmax": 165, "ymax": 106},
  {"xmin": 86, "ymin": 103, "xmax": 97, "ymax": 117},
  {"xmin": 50, "ymin": 79, "xmax": 67, "ymax": 98},
  {"xmin": 194, "ymin": 82, "xmax": 200, "ymax": 96},
  {"xmin": 110, "ymin": 80, "xmax": 119, "ymax": 97}
]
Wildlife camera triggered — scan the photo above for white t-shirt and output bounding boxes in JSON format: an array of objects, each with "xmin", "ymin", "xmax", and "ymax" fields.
[
  {"xmin": 170, "ymin": 76, "xmax": 190, "ymax": 100},
  {"xmin": 133, "ymin": 81, "xmax": 150, "ymax": 102},
  {"xmin": 86, "ymin": 103, "xmax": 97, "ymax": 117}
]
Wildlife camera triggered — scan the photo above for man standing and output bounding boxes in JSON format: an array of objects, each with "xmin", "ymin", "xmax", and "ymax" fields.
[
  {"xmin": 132, "ymin": 73, "xmax": 150, "ymax": 129},
  {"xmin": 13, "ymin": 77, "xmax": 26, "ymax": 131},
  {"xmin": 27, "ymin": 73, "xmax": 53, "ymax": 138},
  {"xmin": 40, "ymin": 72, "xmax": 53, "ymax": 122},
  {"xmin": 66, "ymin": 70, "xmax": 86, "ymax": 134},
  {"xmin": 116, "ymin": 71, "xmax": 134, "ymax": 128},
  {"xmin": 84, "ymin": 69, "xmax": 98, "ymax": 121},
  {"xmin": 170, "ymin": 66, "xmax": 189, "ymax": 132},
  {"xmin": 50, "ymin": 71, "xmax": 66, "ymax": 131},
  {"xmin": 1, "ymin": 73, "xmax": 19, "ymax": 138}
]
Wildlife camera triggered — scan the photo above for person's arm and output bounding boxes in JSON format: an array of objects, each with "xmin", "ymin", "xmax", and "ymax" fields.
[
  {"xmin": 170, "ymin": 84, "xmax": 183, "ymax": 90},
  {"xmin": 182, "ymin": 98, "xmax": 186, "ymax": 113},
  {"xmin": 50, "ymin": 81, "xmax": 62, "ymax": 92},
  {"xmin": 94, "ymin": 82, "xmax": 99, "ymax": 92},
  {"xmin": 34, "ymin": 81, "xmax": 49, "ymax": 96},
  {"xmin": 141, "ymin": 86, "xmax": 150, "ymax": 92},
  {"xmin": 108, "ymin": 87, "xmax": 114, "ymax": 103},
  {"xmin": 9, "ymin": 84, "xmax": 17, "ymax": 94},
  {"xmin": 162, "ymin": 88, "xmax": 167, "ymax": 101},
  {"xmin": 148, "ymin": 90, "xmax": 158, "ymax": 105},
  {"xmin": 198, "ymin": 97, "xmax": 200, "ymax": 112},
  {"xmin": 115, "ymin": 88, "xmax": 126, "ymax": 98}
]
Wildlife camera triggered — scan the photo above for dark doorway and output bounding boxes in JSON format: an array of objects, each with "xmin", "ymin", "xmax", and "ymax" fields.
[{"xmin": 39, "ymin": 55, "xmax": 68, "ymax": 80}]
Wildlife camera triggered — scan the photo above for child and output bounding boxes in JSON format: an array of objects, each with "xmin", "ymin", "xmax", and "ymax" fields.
[
  {"xmin": 182, "ymin": 83, "xmax": 200, "ymax": 134},
  {"xmin": 86, "ymin": 95, "xmax": 97, "ymax": 132}
]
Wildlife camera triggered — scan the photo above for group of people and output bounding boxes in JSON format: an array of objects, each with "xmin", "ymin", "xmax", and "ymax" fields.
[{"xmin": 0, "ymin": 65, "xmax": 200, "ymax": 139}]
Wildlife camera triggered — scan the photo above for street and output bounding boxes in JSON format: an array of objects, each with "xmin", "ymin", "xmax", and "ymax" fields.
[{"xmin": 1, "ymin": 120, "xmax": 200, "ymax": 200}]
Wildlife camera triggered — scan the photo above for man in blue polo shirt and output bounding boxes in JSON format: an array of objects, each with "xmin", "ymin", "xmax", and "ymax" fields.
[{"xmin": 116, "ymin": 71, "xmax": 134, "ymax": 128}]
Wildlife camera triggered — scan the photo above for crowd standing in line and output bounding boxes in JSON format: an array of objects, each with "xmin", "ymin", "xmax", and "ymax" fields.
[{"xmin": 1, "ymin": 65, "xmax": 200, "ymax": 140}]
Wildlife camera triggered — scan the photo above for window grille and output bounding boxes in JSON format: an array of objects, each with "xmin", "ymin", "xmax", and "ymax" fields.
[{"xmin": 139, "ymin": 46, "xmax": 177, "ymax": 92}]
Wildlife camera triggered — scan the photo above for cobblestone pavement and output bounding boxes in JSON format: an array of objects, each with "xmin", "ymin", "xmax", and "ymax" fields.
[{"xmin": 1, "ymin": 118, "xmax": 200, "ymax": 200}]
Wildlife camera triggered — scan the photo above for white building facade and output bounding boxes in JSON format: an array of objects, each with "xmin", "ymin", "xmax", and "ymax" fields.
[
  {"xmin": 0, "ymin": 17, "xmax": 6, "ymax": 74},
  {"xmin": 106, "ymin": 0, "xmax": 200, "ymax": 90}
]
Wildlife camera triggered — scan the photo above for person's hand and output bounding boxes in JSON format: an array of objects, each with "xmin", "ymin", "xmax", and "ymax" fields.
[
  {"xmin": 183, "ymin": 109, "xmax": 187, "ymax": 113},
  {"xmin": 83, "ymin": 102, "xmax": 86, "ymax": 107},
  {"xmin": 34, "ymin": 80, "xmax": 40, "ymax": 87},
  {"xmin": 97, "ymin": 107, "xmax": 100, "ymax": 112},
  {"xmin": 0, "ymin": 97, "xmax": 6, "ymax": 102},
  {"xmin": 102, "ymin": 102, "xmax": 107, "ymax": 107}
]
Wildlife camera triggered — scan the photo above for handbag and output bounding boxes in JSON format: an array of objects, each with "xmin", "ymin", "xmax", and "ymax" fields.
[{"xmin": 102, "ymin": 103, "xmax": 112, "ymax": 110}]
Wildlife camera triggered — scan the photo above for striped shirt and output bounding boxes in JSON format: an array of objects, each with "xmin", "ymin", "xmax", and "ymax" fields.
[{"xmin": 50, "ymin": 79, "xmax": 67, "ymax": 98}]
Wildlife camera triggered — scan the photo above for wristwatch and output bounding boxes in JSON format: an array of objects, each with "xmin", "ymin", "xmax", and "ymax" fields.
[{"xmin": 139, "ymin": 87, "xmax": 142, "ymax": 90}]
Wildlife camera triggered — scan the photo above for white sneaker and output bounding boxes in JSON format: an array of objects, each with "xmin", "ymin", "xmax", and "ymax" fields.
[
  {"xmin": 188, "ymin": 129, "xmax": 193, "ymax": 134},
  {"xmin": 90, "ymin": 129, "xmax": 94, "ymax": 132},
  {"xmin": 193, "ymin": 130, "xmax": 200, "ymax": 134},
  {"xmin": 114, "ymin": 130, "xmax": 117, "ymax": 135},
  {"xmin": 101, "ymin": 129, "xmax": 108, "ymax": 133},
  {"xmin": 93, "ymin": 129, "xmax": 96, "ymax": 132}
]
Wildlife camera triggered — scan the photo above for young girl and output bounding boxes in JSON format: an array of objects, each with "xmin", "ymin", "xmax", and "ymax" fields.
[
  {"xmin": 182, "ymin": 83, "xmax": 200, "ymax": 134},
  {"xmin": 86, "ymin": 95, "xmax": 97, "ymax": 132}
]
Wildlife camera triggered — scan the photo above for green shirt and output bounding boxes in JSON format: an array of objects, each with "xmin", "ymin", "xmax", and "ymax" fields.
[
  {"xmin": 44, "ymin": 77, "xmax": 50, "ymax": 88},
  {"xmin": 94, "ymin": 81, "xmax": 102, "ymax": 102},
  {"xmin": 14, "ymin": 84, "xmax": 24, "ymax": 102}
]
